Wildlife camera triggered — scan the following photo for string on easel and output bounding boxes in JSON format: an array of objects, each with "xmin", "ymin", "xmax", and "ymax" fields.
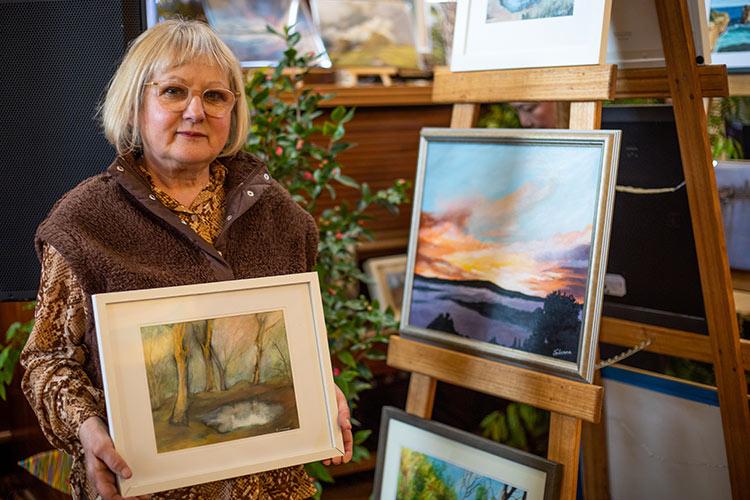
[
  {"xmin": 595, "ymin": 338, "xmax": 654, "ymax": 370},
  {"xmin": 615, "ymin": 180, "xmax": 686, "ymax": 195}
]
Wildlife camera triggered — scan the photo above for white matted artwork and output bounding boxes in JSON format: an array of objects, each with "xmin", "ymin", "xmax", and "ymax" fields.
[
  {"xmin": 363, "ymin": 254, "xmax": 408, "ymax": 321},
  {"xmin": 451, "ymin": 0, "xmax": 613, "ymax": 71},
  {"xmin": 316, "ymin": 0, "xmax": 422, "ymax": 69},
  {"xmin": 601, "ymin": 366, "xmax": 731, "ymax": 499},
  {"xmin": 372, "ymin": 406, "xmax": 561, "ymax": 499},
  {"xmin": 92, "ymin": 272, "xmax": 343, "ymax": 496},
  {"xmin": 707, "ymin": 0, "xmax": 750, "ymax": 71},
  {"xmin": 606, "ymin": 0, "xmax": 710, "ymax": 68}
]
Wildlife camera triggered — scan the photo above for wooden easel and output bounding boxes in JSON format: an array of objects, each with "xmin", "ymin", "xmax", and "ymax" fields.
[
  {"xmin": 387, "ymin": 0, "xmax": 750, "ymax": 498},
  {"xmin": 387, "ymin": 62, "xmax": 613, "ymax": 500}
]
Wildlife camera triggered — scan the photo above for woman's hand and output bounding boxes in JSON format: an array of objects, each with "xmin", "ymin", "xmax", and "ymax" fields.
[
  {"xmin": 322, "ymin": 385, "xmax": 353, "ymax": 466},
  {"xmin": 78, "ymin": 416, "xmax": 150, "ymax": 500}
]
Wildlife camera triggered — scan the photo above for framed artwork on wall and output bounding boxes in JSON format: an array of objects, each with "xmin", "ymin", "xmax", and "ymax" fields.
[
  {"xmin": 316, "ymin": 0, "xmax": 422, "ymax": 69},
  {"xmin": 363, "ymin": 254, "xmax": 408, "ymax": 321},
  {"xmin": 400, "ymin": 128, "xmax": 621, "ymax": 382},
  {"xmin": 606, "ymin": 0, "xmax": 710, "ymax": 68},
  {"xmin": 423, "ymin": 0, "xmax": 458, "ymax": 67},
  {"xmin": 450, "ymin": 0, "xmax": 614, "ymax": 71},
  {"xmin": 706, "ymin": 0, "xmax": 750, "ymax": 72},
  {"xmin": 372, "ymin": 406, "xmax": 561, "ymax": 500},
  {"xmin": 92, "ymin": 272, "xmax": 343, "ymax": 496},
  {"xmin": 146, "ymin": 0, "xmax": 332, "ymax": 68}
]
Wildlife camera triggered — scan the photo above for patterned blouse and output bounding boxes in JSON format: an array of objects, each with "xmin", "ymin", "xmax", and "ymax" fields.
[{"xmin": 21, "ymin": 161, "xmax": 317, "ymax": 500}]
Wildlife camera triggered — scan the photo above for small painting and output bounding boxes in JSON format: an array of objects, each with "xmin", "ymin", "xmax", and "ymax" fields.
[
  {"xmin": 715, "ymin": 160, "xmax": 750, "ymax": 270},
  {"xmin": 93, "ymin": 273, "xmax": 342, "ymax": 496},
  {"xmin": 317, "ymin": 0, "xmax": 422, "ymax": 69},
  {"xmin": 373, "ymin": 407, "xmax": 561, "ymax": 500},
  {"xmin": 364, "ymin": 255, "xmax": 408, "ymax": 321},
  {"xmin": 709, "ymin": 1, "xmax": 750, "ymax": 53},
  {"xmin": 425, "ymin": 0, "xmax": 457, "ymax": 66},
  {"xmin": 397, "ymin": 446, "xmax": 528, "ymax": 499},
  {"xmin": 140, "ymin": 311, "xmax": 298, "ymax": 453},
  {"xmin": 486, "ymin": 0, "xmax": 574, "ymax": 23},
  {"xmin": 707, "ymin": 0, "xmax": 750, "ymax": 70},
  {"xmin": 401, "ymin": 129, "xmax": 620, "ymax": 381}
]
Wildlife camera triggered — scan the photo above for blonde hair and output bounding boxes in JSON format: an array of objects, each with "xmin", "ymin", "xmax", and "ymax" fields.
[{"xmin": 100, "ymin": 19, "xmax": 249, "ymax": 157}]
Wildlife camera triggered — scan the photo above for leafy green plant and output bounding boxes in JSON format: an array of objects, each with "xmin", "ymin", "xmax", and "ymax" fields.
[
  {"xmin": 708, "ymin": 97, "xmax": 744, "ymax": 160},
  {"xmin": 0, "ymin": 303, "xmax": 34, "ymax": 400},
  {"xmin": 479, "ymin": 402, "xmax": 549, "ymax": 457},
  {"xmin": 244, "ymin": 26, "xmax": 410, "ymax": 493}
]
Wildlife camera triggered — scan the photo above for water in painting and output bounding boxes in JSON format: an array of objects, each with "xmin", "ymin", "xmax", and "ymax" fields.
[
  {"xmin": 709, "ymin": 1, "xmax": 750, "ymax": 52},
  {"xmin": 409, "ymin": 140, "xmax": 602, "ymax": 362},
  {"xmin": 486, "ymin": 0, "xmax": 574, "ymax": 23},
  {"xmin": 140, "ymin": 310, "xmax": 298, "ymax": 453},
  {"xmin": 396, "ymin": 447, "xmax": 527, "ymax": 499}
]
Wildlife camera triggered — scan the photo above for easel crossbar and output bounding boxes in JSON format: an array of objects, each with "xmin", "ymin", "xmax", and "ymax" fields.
[{"xmin": 387, "ymin": 336, "xmax": 603, "ymax": 423}]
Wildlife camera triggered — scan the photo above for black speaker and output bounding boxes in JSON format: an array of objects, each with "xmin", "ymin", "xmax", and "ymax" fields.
[{"xmin": 0, "ymin": 1, "xmax": 145, "ymax": 301}]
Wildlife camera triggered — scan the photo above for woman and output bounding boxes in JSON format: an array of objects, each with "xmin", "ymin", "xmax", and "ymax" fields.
[{"xmin": 21, "ymin": 19, "xmax": 352, "ymax": 500}]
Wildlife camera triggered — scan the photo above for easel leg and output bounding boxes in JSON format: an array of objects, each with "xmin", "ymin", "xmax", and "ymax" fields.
[
  {"xmin": 581, "ymin": 364, "xmax": 610, "ymax": 500},
  {"xmin": 548, "ymin": 412, "xmax": 582, "ymax": 500},
  {"xmin": 404, "ymin": 373, "xmax": 437, "ymax": 419}
]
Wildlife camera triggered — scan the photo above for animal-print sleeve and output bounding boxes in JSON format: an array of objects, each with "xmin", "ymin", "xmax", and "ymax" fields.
[{"xmin": 20, "ymin": 243, "xmax": 105, "ymax": 457}]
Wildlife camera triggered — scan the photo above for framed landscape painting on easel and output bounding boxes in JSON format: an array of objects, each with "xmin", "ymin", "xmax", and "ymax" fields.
[
  {"xmin": 706, "ymin": 0, "xmax": 750, "ymax": 71},
  {"xmin": 400, "ymin": 128, "xmax": 621, "ymax": 382},
  {"xmin": 450, "ymin": 0, "xmax": 614, "ymax": 71}
]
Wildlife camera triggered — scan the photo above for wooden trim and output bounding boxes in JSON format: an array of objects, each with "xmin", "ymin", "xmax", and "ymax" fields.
[
  {"xmin": 599, "ymin": 317, "xmax": 750, "ymax": 370},
  {"xmin": 569, "ymin": 102, "xmax": 602, "ymax": 129},
  {"xmin": 432, "ymin": 65, "xmax": 617, "ymax": 103},
  {"xmin": 657, "ymin": 0, "xmax": 750, "ymax": 495},
  {"xmin": 616, "ymin": 65, "xmax": 729, "ymax": 99},
  {"xmin": 301, "ymin": 84, "xmax": 436, "ymax": 107},
  {"xmin": 581, "ymin": 363, "xmax": 611, "ymax": 500},
  {"xmin": 728, "ymin": 74, "xmax": 750, "ymax": 97},
  {"xmin": 387, "ymin": 336, "xmax": 603, "ymax": 423},
  {"xmin": 548, "ymin": 413, "xmax": 582, "ymax": 500},
  {"xmin": 450, "ymin": 103, "xmax": 480, "ymax": 128},
  {"xmin": 404, "ymin": 373, "xmax": 437, "ymax": 419}
]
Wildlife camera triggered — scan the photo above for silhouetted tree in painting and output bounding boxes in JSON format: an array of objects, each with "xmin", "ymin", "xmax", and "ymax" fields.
[
  {"xmin": 523, "ymin": 291, "xmax": 581, "ymax": 361},
  {"xmin": 192, "ymin": 320, "xmax": 219, "ymax": 393}
]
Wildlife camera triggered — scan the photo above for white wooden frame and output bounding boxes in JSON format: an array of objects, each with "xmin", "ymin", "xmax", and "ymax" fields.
[
  {"xmin": 92, "ymin": 272, "xmax": 343, "ymax": 496},
  {"xmin": 450, "ymin": 0, "xmax": 613, "ymax": 72}
]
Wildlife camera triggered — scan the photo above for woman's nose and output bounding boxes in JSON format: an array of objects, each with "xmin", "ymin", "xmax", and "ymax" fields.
[{"xmin": 183, "ymin": 94, "xmax": 205, "ymax": 119}]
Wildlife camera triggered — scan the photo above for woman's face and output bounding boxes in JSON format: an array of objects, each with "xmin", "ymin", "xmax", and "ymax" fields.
[{"xmin": 139, "ymin": 60, "xmax": 232, "ymax": 175}]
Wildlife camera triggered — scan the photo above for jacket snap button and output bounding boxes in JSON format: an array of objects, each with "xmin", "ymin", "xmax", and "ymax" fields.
[{"xmin": 247, "ymin": 190, "xmax": 254, "ymax": 197}]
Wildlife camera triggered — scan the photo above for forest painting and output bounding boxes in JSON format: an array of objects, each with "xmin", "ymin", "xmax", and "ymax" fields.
[
  {"xmin": 397, "ymin": 447, "xmax": 528, "ymax": 500},
  {"xmin": 140, "ymin": 310, "xmax": 298, "ymax": 453},
  {"xmin": 406, "ymin": 137, "xmax": 605, "ymax": 364}
]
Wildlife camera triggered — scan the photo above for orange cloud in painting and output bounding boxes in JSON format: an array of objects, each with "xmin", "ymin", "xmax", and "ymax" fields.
[{"xmin": 416, "ymin": 211, "xmax": 592, "ymax": 301}]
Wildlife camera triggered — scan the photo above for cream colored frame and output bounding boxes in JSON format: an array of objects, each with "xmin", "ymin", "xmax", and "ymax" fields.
[
  {"xmin": 400, "ymin": 128, "xmax": 621, "ymax": 382},
  {"xmin": 363, "ymin": 254, "xmax": 408, "ymax": 322},
  {"xmin": 92, "ymin": 272, "xmax": 343, "ymax": 496}
]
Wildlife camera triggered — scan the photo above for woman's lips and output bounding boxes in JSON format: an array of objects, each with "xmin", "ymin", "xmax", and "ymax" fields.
[{"xmin": 177, "ymin": 131, "xmax": 207, "ymax": 138}]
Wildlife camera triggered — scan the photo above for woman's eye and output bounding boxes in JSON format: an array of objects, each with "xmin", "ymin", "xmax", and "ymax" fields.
[
  {"xmin": 162, "ymin": 85, "xmax": 187, "ymax": 99},
  {"xmin": 204, "ymin": 90, "xmax": 228, "ymax": 103}
]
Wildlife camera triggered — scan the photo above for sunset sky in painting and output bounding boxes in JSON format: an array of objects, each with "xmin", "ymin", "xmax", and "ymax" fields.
[{"xmin": 415, "ymin": 139, "xmax": 602, "ymax": 301}]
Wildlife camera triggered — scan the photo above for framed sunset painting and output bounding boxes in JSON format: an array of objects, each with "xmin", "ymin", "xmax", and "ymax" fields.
[
  {"xmin": 92, "ymin": 272, "xmax": 343, "ymax": 496},
  {"xmin": 400, "ymin": 128, "xmax": 621, "ymax": 382}
]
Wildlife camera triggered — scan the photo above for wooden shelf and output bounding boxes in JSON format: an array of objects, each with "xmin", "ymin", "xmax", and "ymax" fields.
[
  {"xmin": 728, "ymin": 74, "xmax": 750, "ymax": 96},
  {"xmin": 432, "ymin": 65, "xmax": 617, "ymax": 103},
  {"xmin": 387, "ymin": 336, "xmax": 603, "ymax": 423},
  {"xmin": 616, "ymin": 65, "xmax": 729, "ymax": 99},
  {"xmin": 600, "ymin": 316, "xmax": 750, "ymax": 369}
]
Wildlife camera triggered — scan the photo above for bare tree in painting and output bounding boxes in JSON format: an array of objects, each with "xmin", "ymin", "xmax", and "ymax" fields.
[
  {"xmin": 251, "ymin": 313, "xmax": 269, "ymax": 384},
  {"xmin": 269, "ymin": 338, "xmax": 292, "ymax": 384},
  {"xmin": 192, "ymin": 319, "xmax": 218, "ymax": 392},
  {"xmin": 170, "ymin": 322, "xmax": 190, "ymax": 425}
]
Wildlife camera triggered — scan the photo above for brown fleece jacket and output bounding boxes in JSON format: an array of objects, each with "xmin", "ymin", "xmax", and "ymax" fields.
[{"xmin": 35, "ymin": 151, "xmax": 318, "ymax": 389}]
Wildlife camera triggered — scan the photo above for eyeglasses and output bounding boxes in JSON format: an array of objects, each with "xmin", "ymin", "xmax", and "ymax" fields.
[{"xmin": 143, "ymin": 81, "xmax": 239, "ymax": 118}]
